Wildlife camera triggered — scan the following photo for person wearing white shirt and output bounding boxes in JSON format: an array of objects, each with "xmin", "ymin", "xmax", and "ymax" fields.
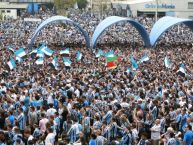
[
  {"xmin": 46, "ymin": 104, "xmax": 57, "ymax": 118},
  {"xmin": 150, "ymin": 119, "xmax": 161, "ymax": 145},
  {"xmin": 45, "ymin": 127, "xmax": 56, "ymax": 145},
  {"xmin": 47, "ymin": 93, "xmax": 54, "ymax": 104},
  {"xmin": 74, "ymin": 89, "xmax": 80, "ymax": 98}
]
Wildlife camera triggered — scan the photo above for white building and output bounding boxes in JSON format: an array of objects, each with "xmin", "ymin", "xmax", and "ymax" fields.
[
  {"xmin": 0, "ymin": 2, "xmax": 28, "ymax": 20},
  {"xmin": 112, "ymin": 0, "xmax": 193, "ymax": 19}
]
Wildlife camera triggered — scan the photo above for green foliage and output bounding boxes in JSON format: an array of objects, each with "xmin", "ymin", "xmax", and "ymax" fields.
[
  {"xmin": 54, "ymin": 0, "xmax": 76, "ymax": 15},
  {"xmin": 77, "ymin": 0, "xmax": 88, "ymax": 9}
]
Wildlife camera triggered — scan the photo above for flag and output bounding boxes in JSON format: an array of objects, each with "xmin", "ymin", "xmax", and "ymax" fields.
[
  {"xmin": 126, "ymin": 68, "xmax": 131, "ymax": 73},
  {"xmin": 96, "ymin": 49, "xmax": 104, "ymax": 57},
  {"xmin": 51, "ymin": 57, "xmax": 58, "ymax": 70},
  {"xmin": 16, "ymin": 57, "xmax": 23, "ymax": 62},
  {"xmin": 39, "ymin": 44, "xmax": 47, "ymax": 51},
  {"xmin": 36, "ymin": 50, "xmax": 44, "ymax": 57},
  {"xmin": 35, "ymin": 58, "xmax": 44, "ymax": 65},
  {"xmin": 7, "ymin": 58, "xmax": 16, "ymax": 70},
  {"xmin": 105, "ymin": 50, "xmax": 114, "ymax": 57},
  {"xmin": 106, "ymin": 62, "xmax": 117, "ymax": 69},
  {"xmin": 29, "ymin": 48, "xmax": 38, "ymax": 54},
  {"xmin": 7, "ymin": 46, "xmax": 14, "ymax": 52},
  {"xmin": 63, "ymin": 57, "xmax": 72, "ymax": 66},
  {"xmin": 106, "ymin": 56, "xmax": 118, "ymax": 62},
  {"xmin": 106, "ymin": 56, "xmax": 118, "ymax": 69},
  {"xmin": 41, "ymin": 46, "xmax": 54, "ymax": 56},
  {"xmin": 140, "ymin": 54, "xmax": 149, "ymax": 63},
  {"xmin": 60, "ymin": 48, "xmax": 70, "ymax": 55},
  {"xmin": 76, "ymin": 51, "xmax": 82, "ymax": 61},
  {"xmin": 130, "ymin": 55, "xmax": 138, "ymax": 69},
  {"xmin": 164, "ymin": 56, "xmax": 172, "ymax": 68},
  {"xmin": 179, "ymin": 64, "xmax": 186, "ymax": 74},
  {"xmin": 14, "ymin": 48, "xmax": 26, "ymax": 58}
]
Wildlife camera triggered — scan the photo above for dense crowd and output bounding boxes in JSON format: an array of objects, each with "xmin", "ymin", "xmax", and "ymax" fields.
[{"xmin": 0, "ymin": 9, "xmax": 193, "ymax": 145}]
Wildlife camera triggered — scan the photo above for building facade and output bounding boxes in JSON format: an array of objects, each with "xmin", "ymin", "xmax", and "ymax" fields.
[
  {"xmin": 0, "ymin": 0, "xmax": 53, "ymax": 3},
  {"xmin": 0, "ymin": 2, "xmax": 28, "ymax": 19},
  {"xmin": 112, "ymin": 0, "xmax": 193, "ymax": 19}
]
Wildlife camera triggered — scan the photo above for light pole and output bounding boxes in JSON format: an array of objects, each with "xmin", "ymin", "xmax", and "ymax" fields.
[
  {"xmin": 32, "ymin": 0, "xmax": 34, "ymax": 15},
  {"xmin": 155, "ymin": 0, "xmax": 158, "ymax": 21},
  {"xmin": 91, "ymin": 0, "xmax": 93, "ymax": 16}
]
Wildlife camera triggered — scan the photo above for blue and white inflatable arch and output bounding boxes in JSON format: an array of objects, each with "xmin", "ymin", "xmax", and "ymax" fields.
[
  {"xmin": 91, "ymin": 16, "xmax": 151, "ymax": 48},
  {"xmin": 30, "ymin": 16, "xmax": 90, "ymax": 48},
  {"xmin": 150, "ymin": 16, "xmax": 193, "ymax": 46}
]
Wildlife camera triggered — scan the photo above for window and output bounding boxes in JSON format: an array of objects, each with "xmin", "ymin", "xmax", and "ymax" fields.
[
  {"xmin": 188, "ymin": 2, "xmax": 193, "ymax": 9},
  {"xmin": 1, "ymin": 10, "xmax": 5, "ymax": 13},
  {"xmin": 7, "ymin": 10, "xmax": 11, "ymax": 13},
  {"xmin": 189, "ymin": 16, "xmax": 193, "ymax": 19}
]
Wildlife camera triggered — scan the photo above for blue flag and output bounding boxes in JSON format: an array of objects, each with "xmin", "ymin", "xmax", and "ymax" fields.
[
  {"xmin": 35, "ymin": 58, "xmax": 44, "ymax": 65},
  {"xmin": 179, "ymin": 64, "xmax": 186, "ymax": 74},
  {"xmin": 96, "ymin": 49, "xmax": 104, "ymax": 57},
  {"xmin": 7, "ymin": 46, "xmax": 14, "ymax": 52},
  {"xmin": 30, "ymin": 48, "xmax": 38, "ymax": 54},
  {"xmin": 126, "ymin": 68, "xmax": 131, "ymax": 73},
  {"xmin": 41, "ymin": 46, "xmax": 54, "ymax": 56},
  {"xmin": 76, "ymin": 51, "xmax": 82, "ymax": 61},
  {"xmin": 105, "ymin": 50, "xmax": 114, "ymax": 57},
  {"xmin": 15, "ymin": 48, "xmax": 26, "ymax": 58},
  {"xmin": 51, "ymin": 57, "xmax": 59, "ymax": 70},
  {"xmin": 16, "ymin": 57, "xmax": 23, "ymax": 62},
  {"xmin": 130, "ymin": 55, "xmax": 138, "ymax": 69},
  {"xmin": 36, "ymin": 49, "xmax": 44, "ymax": 57},
  {"xmin": 60, "ymin": 48, "xmax": 70, "ymax": 55},
  {"xmin": 63, "ymin": 57, "xmax": 72, "ymax": 66},
  {"xmin": 164, "ymin": 56, "xmax": 172, "ymax": 68},
  {"xmin": 7, "ymin": 58, "xmax": 16, "ymax": 70},
  {"xmin": 140, "ymin": 54, "xmax": 149, "ymax": 63}
]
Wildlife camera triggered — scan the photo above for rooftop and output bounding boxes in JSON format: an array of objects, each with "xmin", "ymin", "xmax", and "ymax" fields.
[
  {"xmin": 0, "ymin": 2, "xmax": 28, "ymax": 9},
  {"xmin": 112, "ymin": 0, "xmax": 154, "ymax": 5}
]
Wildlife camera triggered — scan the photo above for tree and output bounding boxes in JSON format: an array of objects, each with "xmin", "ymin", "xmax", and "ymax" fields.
[
  {"xmin": 54, "ymin": 0, "xmax": 76, "ymax": 15},
  {"xmin": 77, "ymin": 0, "xmax": 88, "ymax": 10}
]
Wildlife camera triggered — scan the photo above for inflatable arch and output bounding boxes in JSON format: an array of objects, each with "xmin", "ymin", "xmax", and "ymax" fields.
[
  {"xmin": 91, "ymin": 16, "xmax": 151, "ymax": 48},
  {"xmin": 150, "ymin": 16, "xmax": 193, "ymax": 46},
  {"xmin": 30, "ymin": 16, "xmax": 90, "ymax": 48}
]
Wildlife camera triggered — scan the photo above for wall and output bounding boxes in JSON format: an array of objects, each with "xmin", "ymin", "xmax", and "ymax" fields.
[
  {"xmin": 114, "ymin": 0, "xmax": 193, "ymax": 19},
  {"xmin": 0, "ymin": 9, "xmax": 17, "ymax": 19}
]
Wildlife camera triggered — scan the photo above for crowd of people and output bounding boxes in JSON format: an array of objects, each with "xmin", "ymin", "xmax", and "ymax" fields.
[{"xmin": 0, "ymin": 8, "xmax": 193, "ymax": 145}]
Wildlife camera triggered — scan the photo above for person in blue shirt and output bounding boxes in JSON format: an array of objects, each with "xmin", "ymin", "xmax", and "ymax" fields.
[
  {"xmin": 166, "ymin": 132, "xmax": 177, "ymax": 145},
  {"xmin": 182, "ymin": 117, "xmax": 193, "ymax": 132},
  {"xmin": 20, "ymin": 102, "xmax": 27, "ymax": 115},
  {"xmin": 17, "ymin": 108, "xmax": 25, "ymax": 132},
  {"xmin": 181, "ymin": 108, "xmax": 188, "ymax": 132},
  {"xmin": 89, "ymin": 133, "xmax": 97, "ymax": 145},
  {"xmin": 8, "ymin": 111, "xmax": 15, "ymax": 126},
  {"xmin": 23, "ymin": 95, "xmax": 30, "ymax": 108},
  {"xmin": 175, "ymin": 109, "xmax": 182, "ymax": 131},
  {"xmin": 183, "ymin": 125, "xmax": 193, "ymax": 145}
]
